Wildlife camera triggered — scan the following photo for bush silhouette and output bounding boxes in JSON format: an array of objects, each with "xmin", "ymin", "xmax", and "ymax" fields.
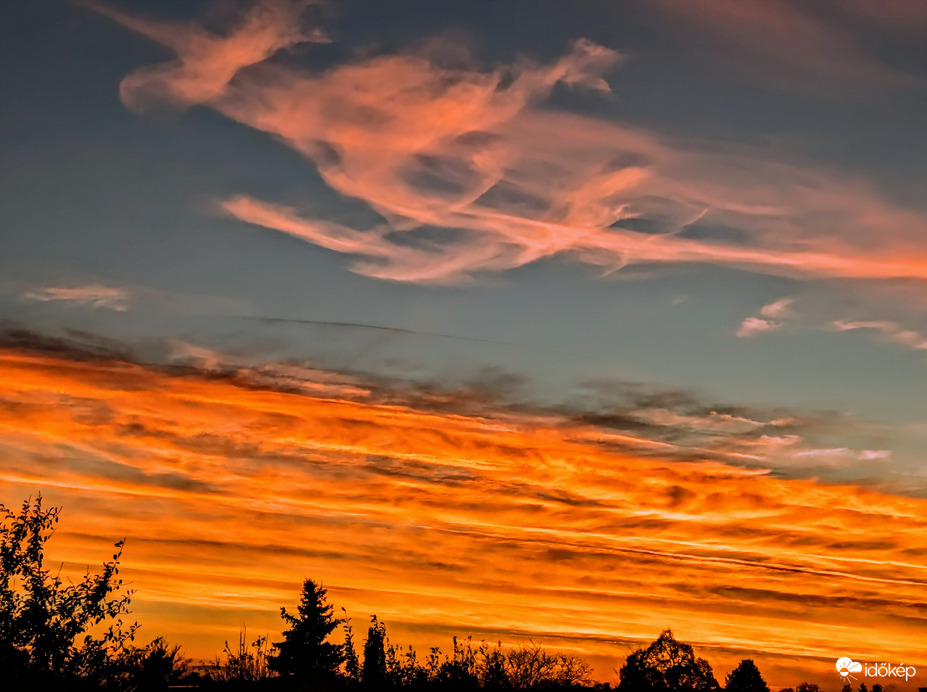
[
  {"xmin": 725, "ymin": 659, "xmax": 769, "ymax": 692},
  {"xmin": 212, "ymin": 627, "xmax": 272, "ymax": 684},
  {"xmin": 0, "ymin": 496, "xmax": 137, "ymax": 689},
  {"xmin": 503, "ymin": 642, "xmax": 591, "ymax": 689},
  {"xmin": 363, "ymin": 615, "xmax": 387, "ymax": 687},
  {"xmin": 116, "ymin": 637, "xmax": 190, "ymax": 691}
]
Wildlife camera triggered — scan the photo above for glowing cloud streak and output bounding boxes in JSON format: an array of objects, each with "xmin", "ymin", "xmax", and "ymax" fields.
[{"xmin": 1, "ymin": 346, "xmax": 925, "ymax": 686}]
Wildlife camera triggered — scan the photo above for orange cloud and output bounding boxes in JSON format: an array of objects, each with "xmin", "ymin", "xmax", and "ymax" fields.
[
  {"xmin": 87, "ymin": 1, "xmax": 927, "ymax": 287},
  {"xmin": 85, "ymin": 0, "xmax": 323, "ymax": 110},
  {"xmin": 1, "ymin": 342, "xmax": 926, "ymax": 687}
]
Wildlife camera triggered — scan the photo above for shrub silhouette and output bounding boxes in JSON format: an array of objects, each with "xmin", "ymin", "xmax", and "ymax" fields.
[
  {"xmin": 0, "ymin": 496, "xmax": 137, "ymax": 689},
  {"xmin": 725, "ymin": 659, "xmax": 770, "ymax": 692},
  {"xmin": 342, "ymin": 608, "xmax": 362, "ymax": 681},
  {"xmin": 363, "ymin": 615, "xmax": 387, "ymax": 687},
  {"xmin": 269, "ymin": 578, "xmax": 346, "ymax": 682},
  {"xmin": 503, "ymin": 642, "xmax": 591, "ymax": 689},
  {"xmin": 212, "ymin": 627, "xmax": 272, "ymax": 684},
  {"xmin": 116, "ymin": 637, "xmax": 190, "ymax": 691},
  {"xmin": 618, "ymin": 629, "xmax": 719, "ymax": 692}
]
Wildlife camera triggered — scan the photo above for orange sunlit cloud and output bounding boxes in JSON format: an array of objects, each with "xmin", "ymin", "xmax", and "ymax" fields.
[
  {"xmin": 88, "ymin": 1, "xmax": 927, "ymax": 287},
  {"xmin": 2, "ymin": 343, "xmax": 926, "ymax": 686}
]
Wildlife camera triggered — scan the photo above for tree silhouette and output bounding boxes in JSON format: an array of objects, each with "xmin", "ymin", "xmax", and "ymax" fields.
[
  {"xmin": 117, "ymin": 637, "xmax": 189, "ymax": 691},
  {"xmin": 725, "ymin": 659, "xmax": 770, "ymax": 692},
  {"xmin": 618, "ymin": 630, "xmax": 719, "ymax": 692},
  {"xmin": 504, "ymin": 642, "xmax": 591, "ymax": 689},
  {"xmin": 0, "ymin": 496, "xmax": 136, "ymax": 688},
  {"xmin": 362, "ymin": 615, "xmax": 387, "ymax": 687},
  {"xmin": 342, "ymin": 608, "xmax": 361, "ymax": 681},
  {"xmin": 269, "ymin": 578, "xmax": 345, "ymax": 681}
]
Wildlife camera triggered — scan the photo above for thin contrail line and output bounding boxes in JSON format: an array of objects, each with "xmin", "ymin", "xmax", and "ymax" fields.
[{"xmin": 231, "ymin": 315, "xmax": 599, "ymax": 361}]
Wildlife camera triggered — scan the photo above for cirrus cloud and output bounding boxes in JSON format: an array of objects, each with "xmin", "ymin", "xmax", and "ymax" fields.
[{"xmin": 87, "ymin": 0, "xmax": 927, "ymax": 286}]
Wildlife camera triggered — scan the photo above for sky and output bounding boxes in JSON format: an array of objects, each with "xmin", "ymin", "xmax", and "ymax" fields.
[{"xmin": 1, "ymin": 0, "xmax": 926, "ymax": 687}]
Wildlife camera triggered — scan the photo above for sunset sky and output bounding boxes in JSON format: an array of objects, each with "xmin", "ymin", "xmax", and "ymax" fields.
[{"xmin": 2, "ymin": 0, "xmax": 927, "ymax": 688}]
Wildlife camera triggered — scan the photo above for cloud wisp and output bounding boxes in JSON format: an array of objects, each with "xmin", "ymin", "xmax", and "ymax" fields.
[
  {"xmin": 87, "ymin": 0, "xmax": 927, "ymax": 285},
  {"xmin": 20, "ymin": 284, "xmax": 131, "ymax": 311},
  {"xmin": 831, "ymin": 320, "xmax": 927, "ymax": 352},
  {"xmin": 736, "ymin": 298, "xmax": 793, "ymax": 338},
  {"xmin": 733, "ymin": 293, "xmax": 927, "ymax": 356}
]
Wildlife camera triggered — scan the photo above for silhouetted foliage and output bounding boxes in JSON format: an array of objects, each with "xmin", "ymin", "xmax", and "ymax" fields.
[
  {"xmin": 363, "ymin": 615, "xmax": 387, "ymax": 687},
  {"xmin": 116, "ymin": 637, "xmax": 190, "ymax": 691},
  {"xmin": 0, "ymin": 497, "xmax": 827, "ymax": 692},
  {"xmin": 725, "ymin": 659, "xmax": 769, "ymax": 692},
  {"xmin": 618, "ymin": 630, "xmax": 719, "ymax": 692},
  {"xmin": 342, "ymin": 608, "xmax": 361, "ymax": 682},
  {"xmin": 0, "ymin": 496, "xmax": 138, "ymax": 690},
  {"xmin": 353, "ymin": 620, "xmax": 588, "ymax": 691},
  {"xmin": 270, "ymin": 578, "xmax": 345, "ymax": 682},
  {"xmin": 212, "ymin": 627, "xmax": 272, "ymax": 684},
  {"xmin": 503, "ymin": 642, "xmax": 592, "ymax": 689}
]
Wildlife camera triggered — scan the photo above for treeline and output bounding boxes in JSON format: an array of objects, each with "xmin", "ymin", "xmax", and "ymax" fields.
[{"xmin": 0, "ymin": 497, "xmax": 855, "ymax": 692}]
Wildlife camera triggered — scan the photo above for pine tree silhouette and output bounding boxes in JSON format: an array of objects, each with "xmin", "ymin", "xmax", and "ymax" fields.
[{"xmin": 269, "ymin": 578, "xmax": 345, "ymax": 681}]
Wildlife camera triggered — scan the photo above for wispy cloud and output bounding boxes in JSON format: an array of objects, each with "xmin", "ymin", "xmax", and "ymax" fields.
[
  {"xmin": 20, "ymin": 284, "xmax": 131, "ymax": 311},
  {"xmin": 830, "ymin": 319, "xmax": 927, "ymax": 351},
  {"xmin": 87, "ymin": 0, "xmax": 927, "ymax": 285},
  {"xmin": 84, "ymin": 0, "xmax": 323, "ymax": 111},
  {"xmin": 736, "ymin": 298, "xmax": 793, "ymax": 338}
]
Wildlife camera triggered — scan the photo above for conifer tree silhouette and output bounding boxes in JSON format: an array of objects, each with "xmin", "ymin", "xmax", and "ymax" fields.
[{"xmin": 269, "ymin": 578, "xmax": 345, "ymax": 681}]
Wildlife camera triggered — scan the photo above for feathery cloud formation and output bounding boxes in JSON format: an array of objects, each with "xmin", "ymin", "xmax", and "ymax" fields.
[{"xmin": 89, "ymin": 0, "xmax": 927, "ymax": 285}]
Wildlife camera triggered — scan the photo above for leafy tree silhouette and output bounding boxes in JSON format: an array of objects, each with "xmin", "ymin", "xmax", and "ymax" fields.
[
  {"xmin": 618, "ymin": 629, "xmax": 719, "ymax": 692},
  {"xmin": 504, "ymin": 642, "xmax": 591, "ymax": 689},
  {"xmin": 0, "ymin": 496, "xmax": 137, "ymax": 689},
  {"xmin": 269, "ymin": 578, "xmax": 345, "ymax": 683},
  {"xmin": 342, "ymin": 607, "xmax": 361, "ymax": 681},
  {"xmin": 725, "ymin": 659, "xmax": 770, "ymax": 692},
  {"xmin": 362, "ymin": 615, "xmax": 387, "ymax": 687}
]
